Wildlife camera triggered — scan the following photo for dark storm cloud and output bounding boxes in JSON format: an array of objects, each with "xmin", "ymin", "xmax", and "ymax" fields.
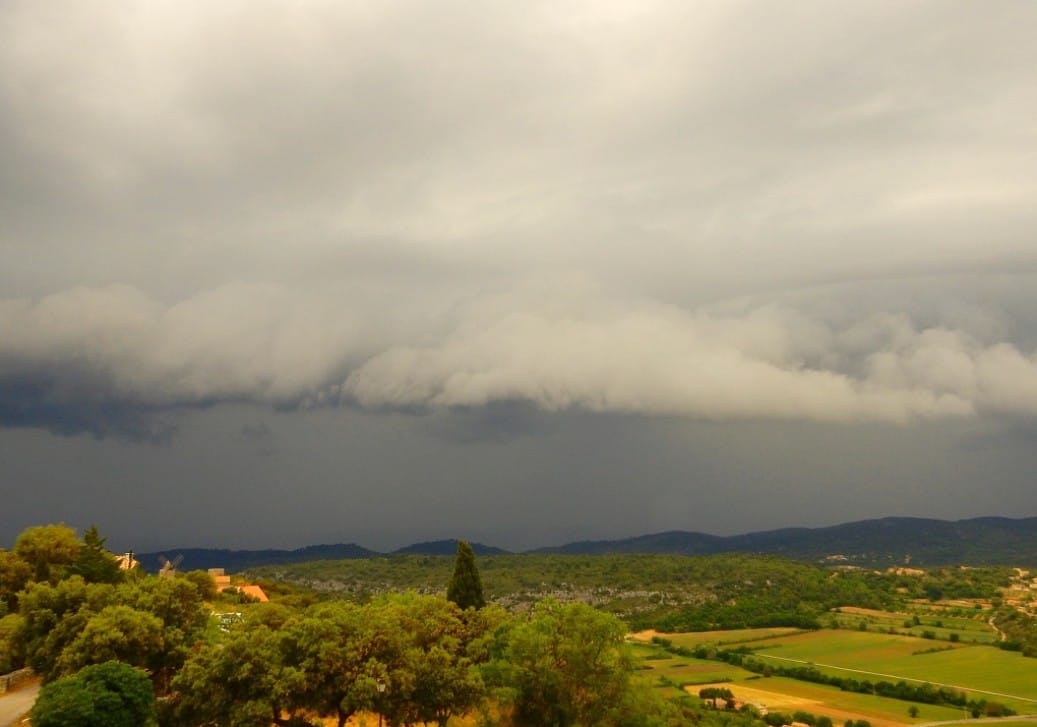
[
  {"xmin": 421, "ymin": 401, "xmax": 553, "ymax": 444},
  {"xmin": 0, "ymin": 373, "xmax": 173, "ymax": 442},
  {"xmin": 240, "ymin": 421, "xmax": 271, "ymax": 442}
]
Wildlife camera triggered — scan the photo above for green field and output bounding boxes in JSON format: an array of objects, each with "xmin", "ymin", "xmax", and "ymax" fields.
[
  {"xmin": 645, "ymin": 627, "xmax": 807, "ymax": 648},
  {"xmin": 638, "ymin": 628, "xmax": 1037, "ymax": 723},
  {"xmin": 630, "ymin": 642, "xmax": 755, "ymax": 692},
  {"xmin": 745, "ymin": 629, "xmax": 1037, "ymax": 711},
  {"xmin": 831, "ymin": 606, "xmax": 998, "ymax": 644}
]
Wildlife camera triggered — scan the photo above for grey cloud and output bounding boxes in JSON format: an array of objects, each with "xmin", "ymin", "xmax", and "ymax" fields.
[
  {"xmin": 3, "ymin": 1, "xmax": 1036, "ymax": 301},
  {"xmin": 342, "ymin": 286, "xmax": 1037, "ymax": 423},
  {"xmin": 240, "ymin": 420, "xmax": 271, "ymax": 441},
  {"xmin": 3, "ymin": 278, "xmax": 1037, "ymax": 437}
]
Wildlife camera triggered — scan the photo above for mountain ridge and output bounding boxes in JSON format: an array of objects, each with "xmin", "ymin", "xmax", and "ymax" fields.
[{"xmin": 136, "ymin": 515, "xmax": 1037, "ymax": 573}]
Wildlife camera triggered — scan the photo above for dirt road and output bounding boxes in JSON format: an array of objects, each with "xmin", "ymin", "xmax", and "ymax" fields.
[{"xmin": 0, "ymin": 682, "xmax": 39, "ymax": 727}]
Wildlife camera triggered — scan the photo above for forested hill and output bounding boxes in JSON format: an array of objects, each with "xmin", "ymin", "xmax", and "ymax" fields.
[
  {"xmin": 535, "ymin": 516, "xmax": 1037, "ymax": 566},
  {"xmin": 391, "ymin": 539, "xmax": 510, "ymax": 556},
  {"xmin": 137, "ymin": 516, "xmax": 1037, "ymax": 572},
  {"xmin": 136, "ymin": 540, "xmax": 505, "ymax": 573},
  {"xmin": 135, "ymin": 543, "xmax": 376, "ymax": 573}
]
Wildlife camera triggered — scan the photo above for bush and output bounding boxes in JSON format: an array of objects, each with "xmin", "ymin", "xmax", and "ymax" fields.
[{"xmin": 31, "ymin": 661, "xmax": 155, "ymax": 727}]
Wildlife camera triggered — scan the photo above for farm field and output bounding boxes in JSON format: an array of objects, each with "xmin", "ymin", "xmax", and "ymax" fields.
[
  {"xmin": 831, "ymin": 606, "xmax": 998, "ymax": 644},
  {"xmin": 637, "ymin": 628, "xmax": 1037, "ymax": 723},
  {"xmin": 692, "ymin": 676, "xmax": 965, "ymax": 727},
  {"xmin": 631, "ymin": 627, "xmax": 807, "ymax": 647},
  {"xmin": 629, "ymin": 641, "xmax": 756, "ymax": 695},
  {"xmin": 745, "ymin": 630, "xmax": 1037, "ymax": 711}
]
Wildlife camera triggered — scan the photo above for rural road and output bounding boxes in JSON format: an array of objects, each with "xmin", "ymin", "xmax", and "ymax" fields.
[{"xmin": 0, "ymin": 682, "xmax": 38, "ymax": 727}]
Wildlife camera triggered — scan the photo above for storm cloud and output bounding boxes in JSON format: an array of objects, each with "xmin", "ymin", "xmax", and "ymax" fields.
[
  {"xmin": 2, "ymin": 1, "xmax": 1036, "ymax": 548},
  {"xmin": 5, "ymin": 280, "xmax": 1037, "ymax": 436}
]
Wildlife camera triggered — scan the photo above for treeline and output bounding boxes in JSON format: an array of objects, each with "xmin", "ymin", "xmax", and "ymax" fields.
[
  {"xmin": 645, "ymin": 557, "xmax": 899, "ymax": 632},
  {"xmin": 889, "ymin": 567, "xmax": 1013, "ymax": 602}
]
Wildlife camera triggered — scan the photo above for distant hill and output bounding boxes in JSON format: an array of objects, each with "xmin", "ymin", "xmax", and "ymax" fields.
[
  {"xmin": 135, "ymin": 543, "xmax": 376, "ymax": 574},
  {"xmin": 391, "ymin": 539, "xmax": 510, "ymax": 556},
  {"xmin": 136, "ymin": 516, "xmax": 1037, "ymax": 573},
  {"xmin": 534, "ymin": 516, "xmax": 1037, "ymax": 566}
]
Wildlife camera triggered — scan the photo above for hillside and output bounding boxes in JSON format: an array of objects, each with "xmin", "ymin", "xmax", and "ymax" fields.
[
  {"xmin": 536, "ymin": 516, "xmax": 1037, "ymax": 566},
  {"xmin": 390, "ymin": 539, "xmax": 509, "ymax": 556},
  {"xmin": 137, "ymin": 515, "xmax": 1037, "ymax": 573},
  {"xmin": 135, "ymin": 542, "xmax": 375, "ymax": 573},
  {"xmin": 136, "ymin": 539, "xmax": 504, "ymax": 573}
]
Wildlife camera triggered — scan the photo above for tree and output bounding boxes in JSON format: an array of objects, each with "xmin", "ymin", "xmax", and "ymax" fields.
[
  {"xmin": 31, "ymin": 661, "xmax": 156, "ymax": 727},
  {"xmin": 14, "ymin": 524, "xmax": 81, "ymax": 583},
  {"xmin": 172, "ymin": 624, "xmax": 308, "ymax": 727},
  {"xmin": 0, "ymin": 613, "xmax": 26, "ymax": 673},
  {"xmin": 488, "ymin": 599, "xmax": 665, "ymax": 727},
  {"xmin": 379, "ymin": 593, "xmax": 486, "ymax": 727},
  {"xmin": 112, "ymin": 573, "xmax": 209, "ymax": 690},
  {"xmin": 72, "ymin": 526, "xmax": 123, "ymax": 584},
  {"xmin": 17, "ymin": 576, "xmax": 116, "ymax": 680},
  {"xmin": 0, "ymin": 549, "xmax": 32, "ymax": 612},
  {"xmin": 289, "ymin": 600, "xmax": 390, "ymax": 727},
  {"xmin": 698, "ymin": 687, "xmax": 733, "ymax": 709},
  {"xmin": 447, "ymin": 540, "xmax": 485, "ymax": 610},
  {"xmin": 54, "ymin": 605, "xmax": 165, "ymax": 677}
]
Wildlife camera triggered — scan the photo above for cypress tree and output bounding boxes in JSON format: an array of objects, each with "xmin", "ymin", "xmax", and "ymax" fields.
[{"xmin": 446, "ymin": 540, "xmax": 485, "ymax": 610}]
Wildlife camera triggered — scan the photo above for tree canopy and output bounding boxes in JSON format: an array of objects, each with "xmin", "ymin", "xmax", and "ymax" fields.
[{"xmin": 31, "ymin": 661, "xmax": 156, "ymax": 727}]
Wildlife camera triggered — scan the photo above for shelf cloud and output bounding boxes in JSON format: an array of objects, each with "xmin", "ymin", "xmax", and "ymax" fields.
[{"xmin": 3, "ymin": 279, "xmax": 1037, "ymax": 439}]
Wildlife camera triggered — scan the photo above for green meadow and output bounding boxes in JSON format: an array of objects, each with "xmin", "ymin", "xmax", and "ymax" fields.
[
  {"xmin": 637, "ymin": 627, "xmax": 1037, "ymax": 722},
  {"xmin": 830, "ymin": 606, "xmax": 998, "ymax": 644},
  {"xmin": 630, "ymin": 641, "xmax": 755, "ymax": 692},
  {"xmin": 746, "ymin": 629, "xmax": 1037, "ymax": 710}
]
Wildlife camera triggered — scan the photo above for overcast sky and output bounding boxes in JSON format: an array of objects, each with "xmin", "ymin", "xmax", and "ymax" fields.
[{"xmin": 2, "ymin": 1, "xmax": 1037, "ymax": 553}]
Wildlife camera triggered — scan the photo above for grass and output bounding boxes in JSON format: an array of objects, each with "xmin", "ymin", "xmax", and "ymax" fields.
[
  {"xmin": 744, "ymin": 629, "xmax": 1037, "ymax": 711},
  {"xmin": 831, "ymin": 606, "xmax": 998, "ymax": 644},
  {"xmin": 637, "ymin": 628, "xmax": 1037, "ymax": 723},
  {"xmin": 630, "ymin": 643, "xmax": 754, "ymax": 688}
]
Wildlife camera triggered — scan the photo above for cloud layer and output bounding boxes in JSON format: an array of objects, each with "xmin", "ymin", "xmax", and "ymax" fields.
[
  {"xmin": 2, "ymin": 1, "xmax": 1037, "ymax": 437},
  {"xmin": 3, "ymin": 279, "xmax": 1037, "ymax": 438}
]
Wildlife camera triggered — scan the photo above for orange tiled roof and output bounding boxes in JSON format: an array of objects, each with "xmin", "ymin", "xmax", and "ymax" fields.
[{"xmin": 238, "ymin": 585, "xmax": 269, "ymax": 602}]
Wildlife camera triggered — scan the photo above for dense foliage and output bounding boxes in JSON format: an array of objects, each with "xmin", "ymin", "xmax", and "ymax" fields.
[
  {"xmin": 254, "ymin": 552, "xmax": 914, "ymax": 630},
  {"xmin": 30, "ymin": 660, "xmax": 156, "ymax": 727},
  {"xmin": 0, "ymin": 523, "xmax": 1026, "ymax": 726},
  {"xmin": 1, "ymin": 524, "xmax": 691, "ymax": 726}
]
